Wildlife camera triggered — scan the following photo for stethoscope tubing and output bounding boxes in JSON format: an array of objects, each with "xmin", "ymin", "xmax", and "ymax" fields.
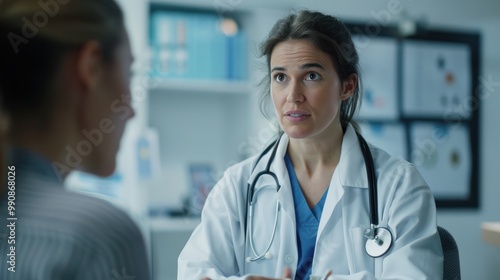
[
  {"xmin": 244, "ymin": 133, "xmax": 283, "ymax": 235},
  {"xmin": 244, "ymin": 134, "xmax": 283, "ymax": 262},
  {"xmin": 247, "ymin": 199, "xmax": 280, "ymax": 261},
  {"xmin": 356, "ymin": 132, "xmax": 379, "ymax": 226},
  {"xmin": 244, "ymin": 131, "xmax": 392, "ymax": 262}
]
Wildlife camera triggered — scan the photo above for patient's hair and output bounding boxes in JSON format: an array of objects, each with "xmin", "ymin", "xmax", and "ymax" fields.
[{"xmin": 0, "ymin": 0, "xmax": 125, "ymax": 128}]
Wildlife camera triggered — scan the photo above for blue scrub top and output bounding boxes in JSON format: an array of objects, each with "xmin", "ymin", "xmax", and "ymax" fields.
[{"xmin": 285, "ymin": 153, "xmax": 328, "ymax": 280}]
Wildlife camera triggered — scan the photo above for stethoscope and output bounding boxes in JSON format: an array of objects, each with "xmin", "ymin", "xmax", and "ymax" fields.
[{"xmin": 244, "ymin": 131, "xmax": 393, "ymax": 263}]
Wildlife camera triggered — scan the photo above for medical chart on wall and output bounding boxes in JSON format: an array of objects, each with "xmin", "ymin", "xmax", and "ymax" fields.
[
  {"xmin": 402, "ymin": 41, "xmax": 472, "ymax": 118},
  {"xmin": 347, "ymin": 21, "xmax": 480, "ymax": 207},
  {"xmin": 409, "ymin": 123, "xmax": 471, "ymax": 199},
  {"xmin": 359, "ymin": 123, "xmax": 407, "ymax": 160},
  {"xmin": 353, "ymin": 37, "xmax": 398, "ymax": 120}
]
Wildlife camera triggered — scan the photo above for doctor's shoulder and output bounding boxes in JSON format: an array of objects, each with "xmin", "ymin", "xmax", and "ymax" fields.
[
  {"xmin": 219, "ymin": 154, "xmax": 262, "ymax": 186},
  {"xmin": 368, "ymin": 144, "xmax": 429, "ymax": 189},
  {"xmin": 366, "ymin": 144, "xmax": 437, "ymax": 220}
]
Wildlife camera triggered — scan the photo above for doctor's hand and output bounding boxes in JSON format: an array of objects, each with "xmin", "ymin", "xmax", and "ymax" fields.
[{"xmin": 201, "ymin": 267, "xmax": 293, "ymax": 280}]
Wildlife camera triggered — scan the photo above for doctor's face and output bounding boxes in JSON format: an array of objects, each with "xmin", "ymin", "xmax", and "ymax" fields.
[{"xmin": 270, "ymin": 39, "xmax": 353, "ymax": 140}]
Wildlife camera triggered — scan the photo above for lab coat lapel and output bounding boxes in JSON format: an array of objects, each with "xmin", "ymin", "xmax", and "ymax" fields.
[
  {"xmin": 341, "ymin": 126, "xmax": 372, "ymax": 273},
  {"xmin": 272, "ymin": 134, "xmax": 296, "ymax": 226},
  {"xmin": 317, "ymin": 125, "xmax": 369, "ymax": 244},
  {"xmin": 317, "ymin": 171, "xmax": 343, "ymax": 238}
]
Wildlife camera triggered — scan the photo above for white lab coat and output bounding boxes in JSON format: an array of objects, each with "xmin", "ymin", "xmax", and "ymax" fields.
[{"xmin": 178, "ymin": 125, "xmax": 443, "ymax": 280}]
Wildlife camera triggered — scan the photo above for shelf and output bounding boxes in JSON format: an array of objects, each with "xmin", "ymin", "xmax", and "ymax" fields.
[
  {"xmin": 149, "ymin": 0, "xmax": 289, "ymax": 11},
  {"xmin": 149, "ymin": 0, "xmax": 225, "ymax": 10},
  {"xmin": 482, "ymin": 222, "xmax": 500, "ymax": 247},
  {"xmin": 149, "ymin": 78, "xmax": 254, "ymax": 95}
]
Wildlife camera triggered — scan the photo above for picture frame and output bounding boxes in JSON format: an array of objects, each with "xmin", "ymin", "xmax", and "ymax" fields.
[
  {"xmin": 347, "ymin": 22, "xmax": 480, "ymax": 208},
  {"xmin": 188, "ymin": 163, "xmax": 216, "ymax": 215}
]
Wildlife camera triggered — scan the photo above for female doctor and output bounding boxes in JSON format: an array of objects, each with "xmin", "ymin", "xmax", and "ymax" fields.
[{"xmin": 178, "ymin": 10, "xmax": 443, "ymax": 280}]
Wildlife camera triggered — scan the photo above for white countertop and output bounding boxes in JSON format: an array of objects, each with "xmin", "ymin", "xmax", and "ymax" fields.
[
  {"xmin": 148, "ymin": 217, "xmax": 201, "ymax": 232},
  {"xmin": 482, "ymin": 222, "xmax": 500, "ymax": 247}
]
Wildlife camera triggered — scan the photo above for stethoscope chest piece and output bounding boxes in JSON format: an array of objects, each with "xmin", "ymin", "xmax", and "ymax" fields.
[{"xmin": 364, "ymin": 226, "xmax": 393, "ymax": 258}]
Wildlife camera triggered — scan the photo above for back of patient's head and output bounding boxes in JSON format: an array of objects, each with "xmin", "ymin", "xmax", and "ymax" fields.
[
  {"xmin": 0, "ymin": 0, "xmax": 125, "ymax": 129},
  {"xmin": 0, "ymin": 93, "xmax": 5, "ymax": 187}
]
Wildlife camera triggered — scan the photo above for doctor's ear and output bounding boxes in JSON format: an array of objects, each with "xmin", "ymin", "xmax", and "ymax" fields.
[{"xmin": 340, "ymin": 73, "xmax": 358, "ymax": 101}]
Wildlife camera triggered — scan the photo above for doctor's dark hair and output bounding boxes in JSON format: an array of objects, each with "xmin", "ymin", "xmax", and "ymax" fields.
[
  {"xmin": 259, "ymin": 10, "xmax": 362, "ymax": 131},
  {"xmin": 0, "ymin": 0, "xmax": 125, "ymax": 127}
]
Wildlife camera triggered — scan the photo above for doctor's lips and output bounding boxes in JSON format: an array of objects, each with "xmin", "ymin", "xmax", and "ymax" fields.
[{"xmin": 284, "ymin": 110, "xmax": 310, "ymax": 122}]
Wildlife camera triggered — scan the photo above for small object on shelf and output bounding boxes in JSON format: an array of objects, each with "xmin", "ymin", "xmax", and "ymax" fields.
[
  {"xmin": 150, "ymin": 9, "xmax": 247, "ymax": 81},
  {"xmin": 188, "ymin": 163, "xmax": 216, "ymax": 216}
]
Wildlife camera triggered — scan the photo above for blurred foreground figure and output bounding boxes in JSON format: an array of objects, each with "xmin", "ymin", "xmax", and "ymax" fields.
[{"xmin": 0, "ymin": 0, "xmax": 150, "ymax": 279}]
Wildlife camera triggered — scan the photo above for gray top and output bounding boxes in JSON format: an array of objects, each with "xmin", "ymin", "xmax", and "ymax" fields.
[{"xmin": 0, "ymin": 148, "xmax": 150, "ymax": 280}]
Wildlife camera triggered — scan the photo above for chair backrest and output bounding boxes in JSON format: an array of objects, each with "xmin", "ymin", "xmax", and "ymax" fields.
[{"xmin": 438, "ymin": 226, "xmax": 461, "ymax": 280}]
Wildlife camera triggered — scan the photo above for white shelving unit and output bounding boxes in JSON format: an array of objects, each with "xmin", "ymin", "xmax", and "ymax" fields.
[
  {"xmin": 117, "ymin": 1, "xmax": 285, "ymax": 279},
  {"xmin": 149, "ymin": 78, "xmax": 253, "ymax": 95},
  {"xmin": 144, "ymin": 1, "xmax": 281, "ymax": 210}
]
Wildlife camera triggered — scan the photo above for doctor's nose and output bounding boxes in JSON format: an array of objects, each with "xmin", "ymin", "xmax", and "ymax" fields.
[{"xmin": 286, "ymin": 81, "xmax": 305, "ymax": 103}]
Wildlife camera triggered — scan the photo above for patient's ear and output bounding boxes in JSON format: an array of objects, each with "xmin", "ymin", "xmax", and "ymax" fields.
[
  {"xmin": 72, "ymin": 41, "xmax": 106, "ymax": 131},
  {"xmin": 75, "ymin": 40, "xmax": 104, "ymax": 92}
]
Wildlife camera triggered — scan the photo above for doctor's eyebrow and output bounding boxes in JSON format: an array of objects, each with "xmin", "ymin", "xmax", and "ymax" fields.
[
  {"xmin": 300, "ymin": 63, "xmax": 325, "ymax": 70},
  {"xmin": 271, "ymin": 66, "xmax": 285, "ymax": 73},
  {"xmin": 271, "ymin": 63, "xmax": 325, "ymax": 73}
]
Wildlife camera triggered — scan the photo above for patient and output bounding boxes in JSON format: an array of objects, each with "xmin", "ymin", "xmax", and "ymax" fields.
[
  {"xmin": 0, "ymin": 0, "xmax": 150, "ymax": 279},
  {"xmin": 0, "ymin": 93, "xmax": 5, "ymax": 187}
]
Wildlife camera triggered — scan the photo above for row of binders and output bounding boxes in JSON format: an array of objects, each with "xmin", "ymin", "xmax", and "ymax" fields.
[{"xmin": 150, "ymin": 10, "xmax": 247, "ymax": 80}]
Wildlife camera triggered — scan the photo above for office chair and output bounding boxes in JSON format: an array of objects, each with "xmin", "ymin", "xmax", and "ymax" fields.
[{"xmin": 438, "ymin": 226, "xmax": 461, "ymax": 280}]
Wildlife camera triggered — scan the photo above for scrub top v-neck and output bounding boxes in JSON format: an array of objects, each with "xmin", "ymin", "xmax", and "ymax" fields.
[{"xmin": 284, "ymin": 153, "xmax": 328, "ymax": 280}]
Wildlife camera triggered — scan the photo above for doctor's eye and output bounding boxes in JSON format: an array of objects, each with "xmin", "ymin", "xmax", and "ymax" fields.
[
  {"xmin": 305, "ymin": 72, "xmax": 321, "ymax": 81},
  {"xmin": 273, "ymin": 73, "xmax": 287, "ymax": 83}
]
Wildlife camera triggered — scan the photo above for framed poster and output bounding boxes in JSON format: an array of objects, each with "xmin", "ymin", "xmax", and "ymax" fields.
[
  {"xmin": 353, "ymin": 37, "xmax": 399, "ymax": 120},
  {"xmin": 188, "ymin": 163, "xmax": 216, "ymax": 215},
  {"xmin": 347, "ymin": 22, "xmax": 480, "ymax": 208},
  {"xmin": 359, "ymin": 122, "xmax": 407, "ymax": 160},
  {"xmin": 409, "ymin": 123, "xmax": 471, "ymax": 200},
  {"xmin": 402, "ymin": 41, "xmax": 472, "ymax": 118}
]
